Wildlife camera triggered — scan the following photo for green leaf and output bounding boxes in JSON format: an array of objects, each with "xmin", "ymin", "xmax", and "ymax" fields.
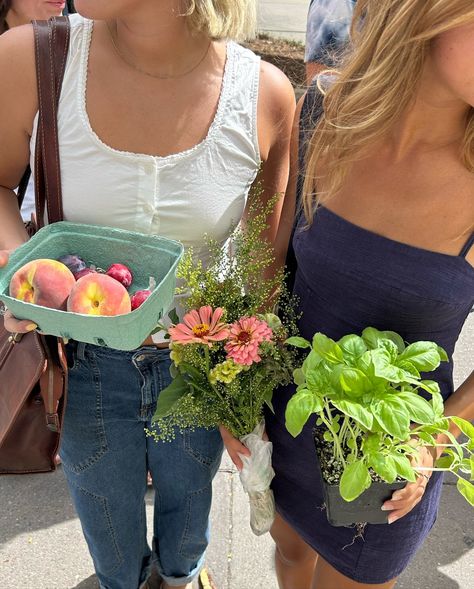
[
  {"xmin": 306, "ymin": 370, "xmax": 328, "ymax": 395},
  {"xmin": 323, "ymin": 430, "xmax": 333, "ymax": 443},
  {"xmin": 437, "ymin": 345, "xmax": 449, "ymax": 362},
  {"xmin": 396, "ymin": 360, "xmax": 420, "ymax": 378},
  {"xmin": 435, "ymin": 454, "xmax": 455, "ymax": 470},
  {"xmin": 168, "ymin": 307, "xmax": 180, "ymax": 325},
  {"xmin": 398, "ymin": 341, "xmax": 441, "ymax": 372},
  {"xmin": 339, "ymin": 367, "xmax": 369, "ymax": 397},
  {"xmin": 362, "ymin": 327, "xmax": 385, "ymax": 350},
  {"xmin": 302, "ymin": 350, "xmax": 322, "ymax": 374},
  {"xmin": 339, "ymin": 460, "xmax": 372, "ymax": 502},
  {"xmin": 180, "ymin": 362, "xmax": 207, "ymax": 385},
  {"xmin": 338, "ymin": 334, "xmax": 367, "ymax": 359},
  {"xmin": 431, "ymin": 392, "xmax": 445, "ymax": 417},
  {"xmin": 285, "ymin": 336, "xmax": 311, "ymax": 349},
  {"xmin": 397, "ymin": 392, "xmax": 435, "ymax": 424},
  {"xmin": 392, "ymin": 454, "xmax": 417, "ymax": 482},
  {"xmin": 373, "ymin": 397, "xmax": 410, "ymax": 439},
  {"xmin": 153, "ymin": 373, "xmax": 189, "ymax": 419},
  {"xmin": 361, "ymin": 432, "xmax": 382, "ymax": 454},
  {"xmin": 285, "ymin": 390, "xmax": 323, "ymax": 437},
  {"xmin": 457, "ymin": 478, "xmax": 474, "ymax": 507},
  {"xmin": 369, "ymin": 453, "xmax": 397, "ymax": 483},
  {"xmin": 332, "ymin": 398, "xmax": 373, "ymax": 430},
  {"xmin": 312, "ymin": 333, "xmax": 344, "ymax": 364},
  {"xmin": 380, "ymin": 331, "xmax": 406, "ymax": 353},
  {"xmin": 371, "ymin": 349, "xmax": 406, "ymax": 383},
  {"xmin": 418, "ymin": 380, "xmax": 441, "ymax": 395},
  {"xmin": 450, "ymin": 416, "xmax": 474, "ymax": 442},
  {"xmin": 416, "ymin": 431, "xmax": 437, "ymax": 446},
  {"xmin": 293, "ymin": 368, "xmax": 306, "ymax": 386},
  {"xmin": 380, "ymin": 339, "xmax": 399, "ymax": 363}
]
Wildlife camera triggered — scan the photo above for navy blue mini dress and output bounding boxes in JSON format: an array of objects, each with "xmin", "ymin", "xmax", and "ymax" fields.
[{"xmin": 265, "ymin": 88, "xmax": 474, "ymax": 584}]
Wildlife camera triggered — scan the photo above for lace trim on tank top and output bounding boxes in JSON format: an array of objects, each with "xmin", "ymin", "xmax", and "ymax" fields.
[{"xmin": 77, "ymin": 18, "xmax": 239, "ymax": 162}]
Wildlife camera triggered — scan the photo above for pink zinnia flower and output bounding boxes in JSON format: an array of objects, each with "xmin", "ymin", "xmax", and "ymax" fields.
[
  {"xmin": 225, "ymin": 316, "xmax": 273, "ymax": 366},
  {"xmin": 169, "ymin": 306, "xmax": 229, "ymax": 346}
]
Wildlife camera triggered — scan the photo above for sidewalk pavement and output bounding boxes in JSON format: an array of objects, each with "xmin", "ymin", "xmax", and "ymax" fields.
[
  {"xmin": 1, "ymin": 313, "xmax": 473, "ymax": 589},
  {"xmin": 257, "ymin": 0, "xmax": 308, "ymax": 42}
]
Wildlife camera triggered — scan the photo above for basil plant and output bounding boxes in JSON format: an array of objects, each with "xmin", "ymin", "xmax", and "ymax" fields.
[{"xmin": 285, "ymin": 327, "xmax": 474, "ymax": 506}]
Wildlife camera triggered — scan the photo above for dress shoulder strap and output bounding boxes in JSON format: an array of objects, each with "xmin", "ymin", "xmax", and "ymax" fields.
[{"xmin": 459, "ymin": 231, "xmax": 474, "ymax": 258}]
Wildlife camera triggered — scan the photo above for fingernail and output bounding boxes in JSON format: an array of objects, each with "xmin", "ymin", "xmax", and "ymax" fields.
[
  {"xmin": 26, "ymin": 323, "xmax": 37, "ymax": 331},
  {"xmin": 381, "ymin": 505, "xmax": 391, "ymax": 511},
  {"xmin": 388, "ymin": 515, "xmax": 400, "ymax": 525}
]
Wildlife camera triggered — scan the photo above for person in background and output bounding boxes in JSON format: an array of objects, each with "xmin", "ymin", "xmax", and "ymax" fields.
[
  {"xmin": 0, "ymin": 1, "xmax": 295, "ymax": 588},
  {"xmin": 305, "ymin": 0, "xmax": 356, "ymax": 85},
  {"xmin": 0, "ymin": 0, "xmax": 66, "ymax": 223}
]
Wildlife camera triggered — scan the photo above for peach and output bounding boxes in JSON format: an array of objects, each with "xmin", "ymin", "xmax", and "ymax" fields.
[
  {"xmin": 9, "ymin": 258, "xmax": 76, "ymax": 310},
  {"xmin": 67, "ymin": 273, "xmax": 131, "ymax": 316}
]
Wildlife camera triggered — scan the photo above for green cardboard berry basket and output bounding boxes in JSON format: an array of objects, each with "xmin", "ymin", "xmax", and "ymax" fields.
[{"xmin": 0, "ymin": 222, "xmax": 183, "ymax": 350}]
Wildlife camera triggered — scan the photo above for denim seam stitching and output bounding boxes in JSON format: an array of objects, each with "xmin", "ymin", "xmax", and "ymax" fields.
[
  {"xmin": 69, "ymin": 482, "xmax": 124, "ymax": 575},
  {"xmin": 68, "ymin": 351, "xmax": 109, "ymax": 473}
]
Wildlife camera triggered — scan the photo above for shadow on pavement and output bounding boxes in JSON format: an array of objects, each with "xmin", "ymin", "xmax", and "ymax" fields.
[{"xmin": 72, "ymin": 575, "xmax": 99, "ymax": 589}]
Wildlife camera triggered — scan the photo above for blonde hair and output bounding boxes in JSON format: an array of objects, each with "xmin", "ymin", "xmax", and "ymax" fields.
[
  {"xmin": 185, "ymin": 0, "xmax": 256, "ymax": 41},
  {"xmin": 303, "ymin": 0, "xmax": 474, "ymax": 221}
]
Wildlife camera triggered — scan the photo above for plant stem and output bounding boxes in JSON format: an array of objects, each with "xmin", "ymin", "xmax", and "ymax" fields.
[{"xmin": 322, "ymin": 406, "xmax": 346, "ymax": 466}]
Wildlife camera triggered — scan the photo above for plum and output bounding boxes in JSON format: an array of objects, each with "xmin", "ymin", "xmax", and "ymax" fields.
[
  {"xmin": 57, "ymin": 254, "xmax": 87, "ymax": 275},
  {"xmin": 130, "ymin": 289, "xmax": 152, "ymax": 310},
  {"xmin": 106, "ymin": 263, "xmax": 133, "ymax": 288},
  {"xmin": 73, "ymin": 267, "xmax": 96, "ymax": 281}
]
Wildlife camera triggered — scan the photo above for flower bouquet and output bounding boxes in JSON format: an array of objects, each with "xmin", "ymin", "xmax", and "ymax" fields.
[{"xmin": 150, "ymin": 197, "xmax": 297, "ymax": 535}]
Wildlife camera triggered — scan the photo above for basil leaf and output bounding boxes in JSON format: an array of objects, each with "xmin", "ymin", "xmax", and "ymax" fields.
[
  {"xmin": 285, "ymin": 389, "xmax": 323, "ymax": 437},
  {"xmin": 397, "ymin": 392, "xmax": 435, "ymax": 424},
  {"xmin": 398, "ymin": 341, "xmax": 442, "ymax": 372},
  {"xmin": 332, "ymin": 398, "xmax": 373, "ymax": 430},
  {"xmin": 285, "ymin": 336, "xmax": 311, "ymax": 349},
  {"xmin": 391, "ymin": 454, "xmax": 417, "ymax": 482},
  {"xmin": 338, "ymin": 334, "xmax": 368, "ymax": 358},
  {"xmin": 369, "ymin": 453, "xmax": 397, "ymax": 483},
  {"xmin": 312, "ymin": 333, "xmax": 344, "ymax": 363},
  {"xmin": 457, "ymin": 478, "xmax": 474, "ymax": 507},
  {"xmin": 339, "ymin": 460, "xmax": 371, "ymax": 502},
  {"xmin": 373, "ymin": 397, "xmax": 410, "ymax": 439}
]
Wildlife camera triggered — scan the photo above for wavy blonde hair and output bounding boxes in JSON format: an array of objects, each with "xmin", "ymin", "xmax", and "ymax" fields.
[
  {"xmin": 303, "ymin": 0, "xmax": 474, "ymax": 221},
  {"xmin": 184, "ymin": 0, "xmax": 256, "ymax": 41}
]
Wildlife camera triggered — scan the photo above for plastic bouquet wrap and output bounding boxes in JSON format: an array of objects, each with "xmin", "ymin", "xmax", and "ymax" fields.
[{"xmin": 149, "ymin": 196, "xmax": 297, "ymax": 535}]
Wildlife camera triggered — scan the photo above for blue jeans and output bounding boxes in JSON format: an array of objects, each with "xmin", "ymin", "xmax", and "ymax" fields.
[{"xmin": 60, "ymin": 342, "xmax": 223, "ymax": 589}]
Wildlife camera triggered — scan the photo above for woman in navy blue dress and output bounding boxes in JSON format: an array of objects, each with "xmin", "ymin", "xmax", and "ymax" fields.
[{"xmin": 261, "ymin": 1, "xmax": 474, "ymax": 588}]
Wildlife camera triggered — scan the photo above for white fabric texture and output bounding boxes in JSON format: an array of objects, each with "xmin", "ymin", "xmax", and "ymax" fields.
[{"xmin": 29, "ymin": 15, "xmax": 261, "ymax": 341}]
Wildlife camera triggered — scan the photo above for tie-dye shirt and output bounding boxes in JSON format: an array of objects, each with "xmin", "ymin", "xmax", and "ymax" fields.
[{"xmin": 305, "ymin": 0, "xmax": 356, "ymax": 66}]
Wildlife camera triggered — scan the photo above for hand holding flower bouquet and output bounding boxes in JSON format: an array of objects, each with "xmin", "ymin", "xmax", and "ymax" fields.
[{"xmin": 149, "ymin": 196, "xmax": 298, "ymax": 535}]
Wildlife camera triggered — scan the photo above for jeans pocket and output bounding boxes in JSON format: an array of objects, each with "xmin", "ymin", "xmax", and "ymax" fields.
[
  {"xmin": 60, "ymin": 350, "xmax": 109, "ymax": 473},
  {"xmin": 179, "ymin": 484, "xmax": 212, "ymax": 561},
  {"xmin": 183, "ymin": 427, "xmax": 223, "ymax": 469}
]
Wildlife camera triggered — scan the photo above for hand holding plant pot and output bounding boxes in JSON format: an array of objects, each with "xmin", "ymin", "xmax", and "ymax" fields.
[{"xmin": 285, "ymin": 327, "xmax": 474, "ymax": 526}]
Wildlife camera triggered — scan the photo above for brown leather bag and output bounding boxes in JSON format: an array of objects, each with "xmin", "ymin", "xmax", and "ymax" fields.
[{"xmin": 0, "ymin": 17, "xmax": 70, "ymax": 474}]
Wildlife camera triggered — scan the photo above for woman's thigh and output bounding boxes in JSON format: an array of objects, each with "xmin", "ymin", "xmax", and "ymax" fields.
[
  {"xmin": 312, "ymin": 556, "xmax": 397, "ymax": 589},
  {"xmin": 271, "ymin": 511, "xmax": 318, "ymax": 565}
]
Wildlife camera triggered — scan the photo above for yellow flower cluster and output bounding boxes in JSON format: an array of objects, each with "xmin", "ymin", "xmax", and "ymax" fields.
[
  {"xmin": 169, "ymin": 343, "xmax": 184, "ymax": 366},
  {"xmin": 209, "ymin": 359, "xmax": 244, "ymax": 385}
]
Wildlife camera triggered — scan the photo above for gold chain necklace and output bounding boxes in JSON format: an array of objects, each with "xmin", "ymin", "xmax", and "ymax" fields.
[{"xmin": 106, "ymin": 21, "xmax": 211, "ymax": 80}]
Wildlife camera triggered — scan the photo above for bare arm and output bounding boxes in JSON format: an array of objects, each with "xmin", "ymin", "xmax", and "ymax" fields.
[
  {"xmin": 222, "ymin": 61, "xmax": 295, "ymax": 468},
  {"xmin": 0, "ymin": 25, "xmax": 37, "ymax": 251},
  {"xmin": 0, "ymin": 25, "xmax": 39, "ymax": 331}
]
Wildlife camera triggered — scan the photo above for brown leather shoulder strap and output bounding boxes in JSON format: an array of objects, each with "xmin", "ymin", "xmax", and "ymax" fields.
[{"xmin": 33, "ymin": 16, "xmax": 70, "ymax": 228}]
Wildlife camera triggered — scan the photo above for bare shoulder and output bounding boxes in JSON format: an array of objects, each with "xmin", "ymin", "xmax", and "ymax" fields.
[
  {"xmin": 258, "ymin": 59, "xmax": 296, "ymax": 119},
  {"xmin": 0, "ymin": 24, "xmax": 37, "ymax": 132}
]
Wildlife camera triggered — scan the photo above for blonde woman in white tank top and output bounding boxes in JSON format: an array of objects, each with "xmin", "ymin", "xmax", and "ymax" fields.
[{"xmin": 0, "ymin": 2, "xmax": 295, "ymax": 588}]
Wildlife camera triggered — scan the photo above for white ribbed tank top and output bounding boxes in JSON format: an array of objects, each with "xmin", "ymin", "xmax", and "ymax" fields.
[{"xmin": 30, "ymin": 15, "xmax": 261, "ymax": 342}]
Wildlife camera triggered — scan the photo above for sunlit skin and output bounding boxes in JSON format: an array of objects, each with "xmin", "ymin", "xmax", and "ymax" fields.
[{"xmin": 5, "ymin": 0, "xmax": 65, "ymax": 28}]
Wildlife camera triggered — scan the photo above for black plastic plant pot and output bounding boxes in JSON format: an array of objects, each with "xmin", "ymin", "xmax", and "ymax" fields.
[{"xmin": 313, "ymin": 436, "xmax": 405, "ymax": 526}]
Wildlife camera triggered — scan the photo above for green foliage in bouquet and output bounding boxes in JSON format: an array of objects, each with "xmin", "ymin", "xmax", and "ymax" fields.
[
  {"xmin": 285, "ymin": 327, "xmax": 474, "ymax": 505},
  {"xmin": 149, "ymin": 193, "xmax": 298, "ymax": 441}
]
